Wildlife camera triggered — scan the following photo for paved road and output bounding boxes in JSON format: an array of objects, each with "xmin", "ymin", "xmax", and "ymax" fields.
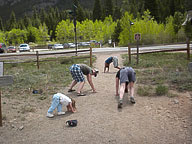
[{"xmin": 0, "ymin": 43, "xmax": 191, "ymax": 57}]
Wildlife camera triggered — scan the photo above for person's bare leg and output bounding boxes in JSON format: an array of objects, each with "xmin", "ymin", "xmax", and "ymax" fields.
[
  {"xmin": 116, "ymin": 78, "xmax": 119, "ymax": 96},
  {"xmin": 129, "ymin": 82, "xmax": 135, "ymax": 104},
  {"xmin": 69, "ymin": 80, "xmax": 77, "ymax": 90},
  {"xmin": 118, "ymin": 83, "xmax": 126, "ymax": 108},
  {"xmin": 119, "ymin": 83, "xmax": 126, "ymax": 100},
  {"xmin": 77, "ymin": 81, "xmax": 85, "ymax": 94}
]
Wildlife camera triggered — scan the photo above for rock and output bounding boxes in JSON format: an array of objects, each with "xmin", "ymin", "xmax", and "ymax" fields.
[
  {"xmin": 174, "ymin": 99, "xmax": 179, "ymax": 104},
  {"xmin": 19, "ymin": 126, "xmax": 24, "ymax": 130}
]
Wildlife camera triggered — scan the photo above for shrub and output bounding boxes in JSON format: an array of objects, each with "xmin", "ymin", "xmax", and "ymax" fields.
[{"xmin": 155, "ymin": 85, "xmax": 168, "ymax": 96}]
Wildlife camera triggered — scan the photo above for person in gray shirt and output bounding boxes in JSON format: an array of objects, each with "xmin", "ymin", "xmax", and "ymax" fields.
[{"xmin": 118, "ymin": 67, "xmax": 136, "ymax": 108}]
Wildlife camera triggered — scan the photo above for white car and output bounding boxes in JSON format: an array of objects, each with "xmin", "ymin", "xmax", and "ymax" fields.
[
  {"xmin": 19, "ymin": 44, "xmax": 30, "ymax": 52},
  {"xmin": 53, "ymin": 44, "xmax": 63, "ymax": 49}
]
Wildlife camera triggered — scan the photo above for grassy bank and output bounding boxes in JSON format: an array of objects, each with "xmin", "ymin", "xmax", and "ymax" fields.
[
  {"xmin": 122, "ymin": 52, "xmax": 192, "ymax": 96},
  {"xmin": 2, "ymin": 55, "xmax": 95, "ymax": 100}
]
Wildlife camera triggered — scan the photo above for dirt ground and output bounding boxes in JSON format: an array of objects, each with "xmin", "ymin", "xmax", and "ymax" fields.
[{"xmin": 0, "ymin": 51, "xmax": 192, "ymax": 144}]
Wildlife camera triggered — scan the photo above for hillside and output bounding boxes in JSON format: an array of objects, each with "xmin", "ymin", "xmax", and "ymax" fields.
[{"xmin": 0, "ymin": 0, "xmax": 97, "ymax": 21}]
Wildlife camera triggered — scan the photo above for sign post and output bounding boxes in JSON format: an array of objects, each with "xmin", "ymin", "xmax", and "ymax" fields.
[
  {"xmin": 0, "ymin": 62, "xmax": 3, "ymax": 76},
  {"xmin": 0, "ymin": 62, "xmax": 13, "ymax": 126},
  {"xmin": 134, "ymin": 33, "xmax": 141, "ymax": 64}
]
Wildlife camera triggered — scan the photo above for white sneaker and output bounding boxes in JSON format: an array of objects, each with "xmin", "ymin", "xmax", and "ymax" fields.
[
  {"xmin": 58, "ymin": 112, "xmax": 65, "ymax": 115},
  {"xmin": 47, "ymin": 112, "xmax": 54, "ymax": 118}
]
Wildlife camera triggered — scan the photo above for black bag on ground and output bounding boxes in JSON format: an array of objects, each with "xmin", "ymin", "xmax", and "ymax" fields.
[{"xmin": 66, "ymin": 120, "xmax": 78, "ymax": 127}]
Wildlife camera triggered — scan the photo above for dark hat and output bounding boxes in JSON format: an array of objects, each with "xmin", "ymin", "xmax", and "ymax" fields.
[{"xmin": 94, "ymin": 69, "xmax": 99, "ymax": 77}]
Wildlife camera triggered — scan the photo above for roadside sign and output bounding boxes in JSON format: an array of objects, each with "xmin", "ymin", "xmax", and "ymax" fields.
[
  {"xmin": 134, "ymin": 33, "xmax": 141, "ymax": 41},
  {"xmin": 0, "ymin": 62, "xmax": 3, "ymax": 76}
]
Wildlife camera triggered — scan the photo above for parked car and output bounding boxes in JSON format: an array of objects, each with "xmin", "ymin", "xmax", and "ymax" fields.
[
  {"xmin": 7, "ymin": 46, "xmax": 16, "ymax": 53},
  {"xmin": 19, "ymin": 44, "xmax": 30, "ymax": 52},
  {"xmin": 0, "ymin": 43, "xmax": 6, "ymax": 53},
  {"xmin": 63, "ymin": 43, "xmax": 76, "ymax": 48},
  {"xmin": 79, "ymin": 42, "xmax": 90, "ymax": 47},
  {"xmin": 52, "ymin": 44, "xmax": 63, "ymax": 49},
  {"xmin": 90, "ymin": 40, "xmax": 100, "ymax": 45},
  {"xmin": 48, "ymin": 44, "xmax": 54, "ymax": 49},
  {"xmin": 68, "ymin": 43, "xmax": 76, "ymax": 48}
]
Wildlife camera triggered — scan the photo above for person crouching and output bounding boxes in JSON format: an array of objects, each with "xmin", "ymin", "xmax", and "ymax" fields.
[{"xmin": 47, "ymin": 93, "xmax": 76, "ymax": 118}]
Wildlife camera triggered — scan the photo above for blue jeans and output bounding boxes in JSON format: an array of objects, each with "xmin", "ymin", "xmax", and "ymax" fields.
[{"xmin": 47, "ymin": 94, "xmax": 63, "ymax": 113}]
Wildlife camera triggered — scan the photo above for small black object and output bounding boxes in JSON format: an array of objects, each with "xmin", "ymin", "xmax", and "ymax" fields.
[
  {"xmin": 32, "ymin": 90, "xmax": 38, "ymax": 94},
  {"xmin": 66, "ymin": 120, "xmax": 78, "ymax": 127}
]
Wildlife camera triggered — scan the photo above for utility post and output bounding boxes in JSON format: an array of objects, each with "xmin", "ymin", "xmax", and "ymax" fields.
[
  {"xmin": 128, "ymin": 20, "xmax": 134, "ymax": 64},
  {"xmin": 73, "ymin": 4, "xmax": 78, "ymax": 56}
]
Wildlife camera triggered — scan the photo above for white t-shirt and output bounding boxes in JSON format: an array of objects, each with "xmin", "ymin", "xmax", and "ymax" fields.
[{"xmin": 57, "ymin": 93, "xmax": 72, "ymax": 106}]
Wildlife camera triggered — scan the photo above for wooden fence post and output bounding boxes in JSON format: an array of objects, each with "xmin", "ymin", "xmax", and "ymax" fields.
[
  {"xmin": 36, "ymin": 51, "xmax": 39, "ymax": 69},
  {"xmin": 128, "ymin": 45, "xmax": 131, "ymax": 64},
  {"xmin": 90, "ymin": 46, "xmax": 92, "ymax": 67},
  {"xmin": 187, "ymin": 37, "xmax": 190, "ymax": 60},
  {"xmin": 0, "ymin": 90, "xmax": 2, "ymax": 127}
]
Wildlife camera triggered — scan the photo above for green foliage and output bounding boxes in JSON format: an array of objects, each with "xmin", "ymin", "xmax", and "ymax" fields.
[
  {"xmin": 103, "ymin": 0, "xmax": 113, "ymax": 18},
  {"xmin": 155, "ymin": 85, "xmax": 169, "ymax": 96},
  {"xmin": 7, "ymin": 29, "xmax": 27, "ymax": 45},
  {"xmin": 184, "ymin": 21, "xmax": 192, "ymax": 39},
  {"xmin": 0, "ymin": 31, "xmax": 6, "ymax": 43},
  {"xmin": 164, "ymin": 16, "xmax": 176, "ymax": 43},
  {"xmin": 137, "ymin": 85, "xmax": 154, "ymax": 96},
  {"xmin": 38, "ymin": 23, "xmax": 49, "ymax": 44},
  {"xmin": 173, "ymin": 11, "xmax": 184, "ymax": 34},
  {"xmin": 56, "ymin": 19, "xmax": 74, "ymax": 43},
  {"xmin": 0, "ymin": 17, "xmax": 4, "ymax": 31},
  {"xmin": 93, "ymin": 0, "xmax": 102, "ymax": 21},
  {"xmin": 112, "ymin": 20, "xmax": 122, "ymax": 44}
]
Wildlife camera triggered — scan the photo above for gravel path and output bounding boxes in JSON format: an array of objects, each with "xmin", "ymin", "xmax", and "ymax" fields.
[{"xmin": 0, "ymin": 51, "xmax": 192, "ymax": 144}]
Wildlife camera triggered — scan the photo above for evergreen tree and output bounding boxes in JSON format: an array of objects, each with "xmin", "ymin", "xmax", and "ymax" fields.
[
  {"xmin": 169, "ymin": 0, "xmax": 175, "ymax": 16},
  {"xmin": 0, "ymin": 17, "xmax": 4, "ymax": 31},
  {"xmin": 40, "ymin": 8, "xmax": 47, "ymax": 24},
  {"xmin": 185, "ymin": 0, "xmax": 192, "ymax": 11},
  {"xmin": 23, "ymin": 14, "xmax": 32, "ymax": 28},
  {"xmin": 144, "ymin": 0, "xmax": 158, "ymax": 21},
  {"xmin": 93, "ymin": 0, "xmax": 102, "ymax": 21},
  {"xmin": 9, "ymin": 11, "xmax": 17, "ymax": 30},
  {"xmin": 17, "ymin": 19, "xmax": 26, "ymax": 30},
  {"xmin": 112, "ymin": 20, "xmax": 122, "ymax": 44},
  {"xmin": 76, "ymin": 4, "xmax": 86, "ymax": 22},
  {"xmin": 113, "ymin": 5, "xmax": 122, "ymax": 21},
  {"xmin": 32, "ymin": 7, "xmax": 41, "ymax": 28},
  {"xmin": 104, "ymin": 0, "xmax": 113, "ymax": 17}
]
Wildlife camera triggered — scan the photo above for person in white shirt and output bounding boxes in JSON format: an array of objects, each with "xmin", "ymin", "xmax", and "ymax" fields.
[{"xmin": 47, "ymin": 93, "xmax": 76, "ymax": 118}]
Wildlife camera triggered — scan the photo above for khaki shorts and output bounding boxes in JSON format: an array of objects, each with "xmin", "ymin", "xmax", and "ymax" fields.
[{"xmin": 113, "ymin": 57, "xmax": 118, "ymax": 68}]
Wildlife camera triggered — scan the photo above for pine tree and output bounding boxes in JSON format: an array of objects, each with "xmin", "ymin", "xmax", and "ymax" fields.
[
  {"xmin": 0, "ymin": 17, "xmax": 4, "ymax": 31},
  {"xmin": 112, "ymin": 20, "xmax": 122, "ymax": 44},
  {"xmin": 40, "ymin": 8, "xmax": 47, "ymax": 24},
  {"xmin": 104, "ymin": 0, "xmax": 113, "ymax": 17},
  {"xmin": 144, "ymin": 0, "xmax": 158, "ymax": 20},
  {"xmin": 76, "ymin": 4, "xmax": 86, "ymax": 22},
  {"xmin": 23, "ymin": 14, "xmax": 32, "ymax": 28},
  {"xmin": 9, "ymin": 11, "xmax": 17, "ymax": 30},
  {"xmin": 185, "ymin": 0, "xmax": 192, "ymax": 11},
  {"xmin": 93, "ymin": 0, "xmax": 102, "ymax": 21}
]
